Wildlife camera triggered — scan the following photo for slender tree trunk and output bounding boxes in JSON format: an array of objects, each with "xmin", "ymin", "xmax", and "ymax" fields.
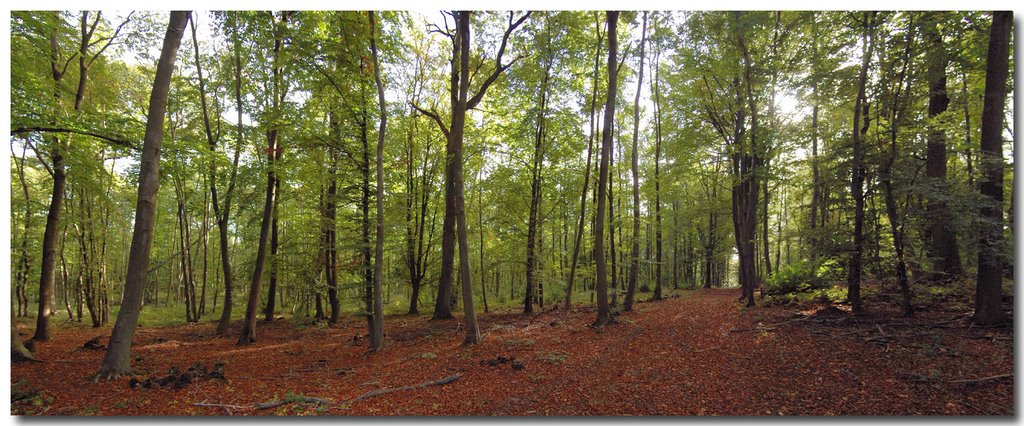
[
  {"xmin": 847, "ymin": 12, "xmax": 876, "ymax": 314},
  {"xmin": 565, "ymin": 16, "xmax": 601, "ymax": 309},
  {"xmin": 651, "ymin": 12, "xmax": 664, "ymax": 300},
  {"xmin": 239, "ymin": 12, "xmax": 288, "ymax": 345},
  {"xmin": 972, "ymin": 10, "xmax": 1010, "ymax": 326},
  {"xmin": 216, "ymin": 18, "xmax": 247, "ymax": 333},
  {"xmin": 368, "ymin": 11, "xmax": 387, "ymax": 352},
  {"xmin": 525, "ymin": 21, "xmax": 553, "ymax": 314},
  {"xmin": 95, "ymin": 10, "xmax": 188, "ymax": 379},
  {"xmin": 33, "ymin": 12, "xmax": 71, "ymax": 342},
  {"xmin": 264, "ymin": 179, "xmax": 280, "ymax": 321},
  {"xmin": 594, "ymin": 11, "xmax": 619, "ymax": 327},
  {"xmin": 624, "ymin": 12, "xmax": 647, "ymax": 312}
]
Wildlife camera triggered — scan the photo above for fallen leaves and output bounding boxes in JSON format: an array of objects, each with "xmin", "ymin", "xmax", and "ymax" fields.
[{"xmin": 10, "ymin": 288, "xmax": 1014, "ymax": 415}]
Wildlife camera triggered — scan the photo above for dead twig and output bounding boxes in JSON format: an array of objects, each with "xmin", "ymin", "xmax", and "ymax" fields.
[
  {"xmin": 344, "ymin": 373, "xmax": 462, "ymax": 405},
  {"xmin": 193, "ymin": 402, "xmax": 248, "ymax": 410},
  {"xmin": 950, "ymin": 373, "xmax": 1012, "ymax": 384},
  {"xmin": 255, "ymin": 396, "xmax": 331, "ymax": 410}
]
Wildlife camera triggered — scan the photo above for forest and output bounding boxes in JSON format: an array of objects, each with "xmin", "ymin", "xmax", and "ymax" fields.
[{"xmin": 8, "ymin": 10, "xmax": 1015, "ymax": 415}]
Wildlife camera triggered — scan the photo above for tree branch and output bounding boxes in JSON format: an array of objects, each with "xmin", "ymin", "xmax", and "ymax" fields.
[
  {"xmin": 11, "ymin": 127, "xmax": 137, "ymax": 150},
  {"xmin": 466, "ymin": 11, "xmax": 531, "ymax": 110},
  {"xmin": 410, "ymin": 102, "xmax": 450, "ymax": 138},
  {"xmin": 88, "ymin": 11, "xmax": 134, "ymax": 68}
]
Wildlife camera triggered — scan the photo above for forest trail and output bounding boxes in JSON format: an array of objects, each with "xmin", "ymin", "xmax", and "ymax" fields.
[{"xmin": 11, "ymin": 288, "xmax": 1013, "ymax": 415}]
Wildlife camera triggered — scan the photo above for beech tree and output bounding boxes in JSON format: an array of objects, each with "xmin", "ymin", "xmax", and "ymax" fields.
[
  {"xmin": 94, "ymin": 10, "xmax": 189, "ymax": 380},
  {"xmin": 972, "ymin": 10, "xmax": 1010, "ymax": 326}
]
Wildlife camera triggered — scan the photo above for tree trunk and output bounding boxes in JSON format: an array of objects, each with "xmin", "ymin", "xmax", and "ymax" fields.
[
  {"xmin": 624, "ymin": 12, "xmax": 647, "ymax": 312},
  {"xmin": 95, "ymin": 10, "xmax": 188, "ymax": 380},
  {"xmin": 594, "ymin": 11, "xmax": 619, "ymax": 327},
  {"xmin": 924, "ymin": 12, "xmax": 964, "ymax": 279},
  {"xmin": 565, "ymin": 13, "xmax": 603, "ymax": 309},
  {"xmin": 33, "ymin": 12, "xmax": 70, "ymax": 342},
  {"xmin": 525, "ymin": 20, "xmax": 553, "ymax": 314},
  {"xmin": 239, "ymin": 12, "xmax": 288, "ymax": 345},
  {"xmin": 972, "ymin": 10, "xmax": 1010, "ymax": 326},
  {"xmin": 847, "ymin": 12, "xmax": 876, "ymax": 314},
  {"xmin": 264, "ymin": 179, "xmax": 280, "ymax": 322},
  {"xmin": 369, "ymin": 10, "xmax": 386, "ymax": 352},
  {"xmin": 651, "ymin": 12, "xmax": 664, "ymax": 300},
  {"xmin": 216, "ymin": 17, "xmax": 247, "ymax": 333}
]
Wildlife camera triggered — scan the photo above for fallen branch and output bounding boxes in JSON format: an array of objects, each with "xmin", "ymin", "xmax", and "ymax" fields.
[
  {"xmin": 730, "ymin": 317, "xmax": 808, "ymax": 333},
  {"xmin": 194, "ymin": 373, "xmax": 463, "ymax": 413},
  {"xmin": 345, "ymin": 373, "xmax": 462, "ymax": 405},
  {"xmin": 255, "ymin": 396, "xmax": 331, "ymax": 410},
  {"xmin": 950, "ymin": 373, "xmax": 1013, "ymax": 384},
  {"xmin": 193, "ymin": 402, "xmax": 248, "ymax": 410}
]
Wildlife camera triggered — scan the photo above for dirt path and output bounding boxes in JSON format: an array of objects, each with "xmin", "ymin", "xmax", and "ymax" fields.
[{"xmin": 11, "ymin": 288, "xmax": 1013, "ymax": 415}]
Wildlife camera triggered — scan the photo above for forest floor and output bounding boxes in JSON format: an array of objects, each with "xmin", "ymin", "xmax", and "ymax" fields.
[{"xmin": 11, "ymin": 287, "xmax": 1014, "ymax": 416}]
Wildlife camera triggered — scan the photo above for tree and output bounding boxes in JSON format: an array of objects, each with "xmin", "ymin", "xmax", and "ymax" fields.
[
  {"xmin": 847, "ymin": 11, "xmax": 877, "ymax": 314},
  {"xmin": 215, "ymin": 13, "xmax": 247, "ymax": 333},
  {"xmin": 923, "ymin": 12, "xmax": 964, "ymax": 280},
  {"xmin": 593, "ymin": 11, "xmax": 620, "ymax": 327},
  {"xmin": 94, "ymin": 10, "xmax": 189, "ymax": 380},
  {"xmin": 565, "ymin": 12, "xmax": 603, "ymax": 309},
  {"xmin": 414, "ymin": 11, "xmax": 530, "ymax": 343},
  {"xmin": 239, "ymin": 11, "xmax": 291, "ymax": 345},
  {"xmin": 624, "ymin": 11, "xmax": 647, "ymax": 312},
  {"xmin": 368, "ymin": 10, "xmax": 386, "ymax": 352},
  {"xmin": 972, "ymin": 10, "xmax": 1010, "ymax": 326},
  {"xmin": 650, "ymin": 11, "xmax": 665, "ymax": 300},
  {"xmin": 525, "ymin": 13, "xmax": 554, "ymax": 315}
]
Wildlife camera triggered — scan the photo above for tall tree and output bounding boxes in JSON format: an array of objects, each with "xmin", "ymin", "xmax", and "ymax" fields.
[
  {"xmin": 94, "ymin": 10, "xmax": 189, "ymax": 380},
  {"xmin": 847, "ymin": 11, "xmax": 877, "ymax": 314},
  {"xmin": 972, "ymin": 10, "xmax": 1010, "ymax": 326},
  {"xmin": 525, "ymin": 14, "xmax": 554, "ymax": 315},
  {"xmin": 650, "ymin": 12, "xmax": 665, "ymax": 299},
  {"xmin": 215, "ymin": 14, "xmax": 247, "ymax": 333},
  {"xmin": 413, "ymin": 11, "xmax": 530, "ymax": 342},
  {"xmin": 594, "ymin": 11, "xmax": 620, "ymax": 327},
  {"xmin": 624, "ymin": 11, "xmax": 647, "ymax": 312},
  {"xmin": 923, "ymin": 12, "xmax": 964, "ymax": 279},
  {"xmin": 565, "ymin": 12, "xmax": 603, "ymax": 309},
  {"xmin": 239, "ymin": 11, "xmax": 290, "ymax": 345},
  {"xmin": 368, "ymin": 10, "xmax": 386, "ymax": 352}
]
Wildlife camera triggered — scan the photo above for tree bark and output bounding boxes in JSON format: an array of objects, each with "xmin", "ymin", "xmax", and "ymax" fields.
[
  {"xmin": 924, "ymin": 12, "xmax": 964, "ymax": 279},
  {"xmin": 525, "ymin": 17, "xmax": 553, "ymax": 315},
  {"xmin": 368, "ymin": 10, "xmax": 387, "ymax": 352},
  {"xmin": 972, "ymin": 10, "xmax": 1010, "ymax": 326},
  {"xmin": 565, "ymin": 13, "xmax": 603, "ymax": 309},
  {"xmin": 95, "ymin": 10, "xmax": 188, "ymax": 380},
  {"xmin": 847, "ymin": 12, "xmax": 876, "ymax": 314},
  {"xmin": 239, "ymin": 11, "xmax": 289, "ymax": 345},
  {"xmin": 624, "ymin": 12, "xmax": 647, "ymax": 312},
  {"xmin": 216, "ymin": 17, "xmax": 247, "ymax": 333},
  {"xmin": 651, "ymin": 12, "xmax": 664, "ymax": 300},
  {"xmin": 594, "ymin": 11, "xmax": 620, "ymax": 327}
]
